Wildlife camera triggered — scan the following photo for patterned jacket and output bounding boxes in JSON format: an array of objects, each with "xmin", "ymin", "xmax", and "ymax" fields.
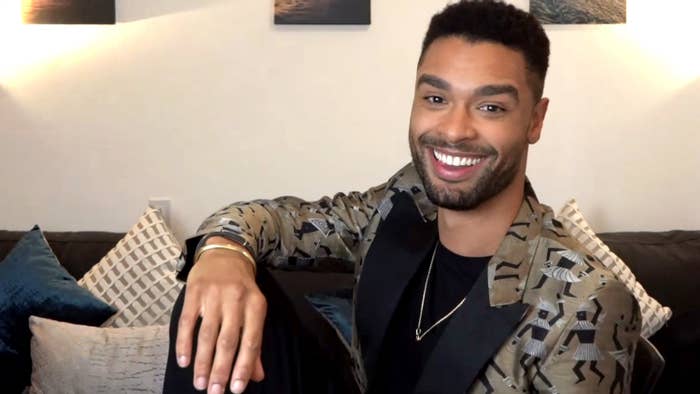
[{"xmin": 191, "ymin": 163, "xmax": 640, "ymax": 393}]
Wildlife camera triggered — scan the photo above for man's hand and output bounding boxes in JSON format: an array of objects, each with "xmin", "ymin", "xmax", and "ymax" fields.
[{"xmin": 176, "ymin": 237, "xmax": 266, "ymax": 394}]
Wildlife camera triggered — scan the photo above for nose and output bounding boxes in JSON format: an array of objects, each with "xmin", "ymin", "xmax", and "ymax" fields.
[{"xmin": 440, "ymin": 105, "xmax": 477, "ymax": 142}]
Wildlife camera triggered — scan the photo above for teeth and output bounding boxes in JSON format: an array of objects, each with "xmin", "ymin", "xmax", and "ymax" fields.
[{"xmin": 433, "ymin": 149, "xmax": 483, "ymax": 167}]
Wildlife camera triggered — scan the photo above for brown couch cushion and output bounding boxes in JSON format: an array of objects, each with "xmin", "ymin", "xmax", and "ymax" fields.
[
  {"xmin": 0, "ymin": 231, "xmax": 123, "ymax": 280},
  {"xmin": 599, "ymin": 230, "xmax": 700, "ymax": 392}
]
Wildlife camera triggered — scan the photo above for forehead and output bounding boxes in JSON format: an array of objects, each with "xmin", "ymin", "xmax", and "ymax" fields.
[{"xmin": 417, "ymin": 37, "xmax": 531, "ymax": 94}]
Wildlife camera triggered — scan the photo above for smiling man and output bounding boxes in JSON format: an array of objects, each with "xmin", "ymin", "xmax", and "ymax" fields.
[{"xmin": 164, "ymin": 1, "xmax": 640, "ymax": 393}]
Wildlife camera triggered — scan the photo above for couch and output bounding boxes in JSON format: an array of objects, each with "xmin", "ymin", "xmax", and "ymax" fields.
[
  {"xmin": 1, "ymin": 229, "xmax": 697, "ymax": 393},
  {"xmin": 0, "ymin": 208, "xmax": 184, "ymax": 394}
]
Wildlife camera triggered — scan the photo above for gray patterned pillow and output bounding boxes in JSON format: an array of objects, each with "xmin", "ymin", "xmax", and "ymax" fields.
[
  {"xmin": 78, "ymin": 207, "xmax": 184, "ymax": 327},
  {"xmin": 557, "ymin": 199, "xmax": 672, "ymax": 337},
  {"xmin": 28, "ymin": 316, "xmax": 167, "ymax": 394}
]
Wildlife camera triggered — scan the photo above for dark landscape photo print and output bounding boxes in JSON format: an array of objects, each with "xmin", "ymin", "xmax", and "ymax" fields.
[
  {"xmin": 274, "ymin": 0, "xmax": 370, "ymax": 25},
  {"xmin": 531, "ymin": 0, "xmax": 626, "ymax": 24},
  {"xmin": 22, "ymin": 0, "xmax": 115, "ymax": 24}
]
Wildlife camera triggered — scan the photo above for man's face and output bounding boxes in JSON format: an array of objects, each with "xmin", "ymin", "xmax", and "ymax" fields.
[{"xmin": 409, "ymin": 37, "xmax": 548, "ymax": 210}]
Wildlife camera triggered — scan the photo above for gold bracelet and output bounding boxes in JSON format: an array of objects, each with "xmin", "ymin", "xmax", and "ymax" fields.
[{"xmin": 195, "ymin": 243, "xmax": 257, "ymax": 274}]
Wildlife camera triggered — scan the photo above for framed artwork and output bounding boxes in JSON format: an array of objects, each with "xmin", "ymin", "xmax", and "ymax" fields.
[
  {"xmin": 531, "ymin": 0, "xmax": 626, "ymax": 24},
  {"xmin": 22, "ymin": 0, "xmax": 116, "ymax": 24},
  {"xmin": 275, "ymin": 0, "xmax": 370, "ymax": 25}
]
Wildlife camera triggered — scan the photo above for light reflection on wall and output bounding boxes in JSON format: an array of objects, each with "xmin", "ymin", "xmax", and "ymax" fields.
[
  {"xmin": 0, "ymin": 1, "xmax": 697, "ymax": 87},
  {"xmin": 621, "ymin": 0, "xmax": 699, "ymax": 85},
  {"xmin": 0, "ymin": 2, "xmax": 109, "ymax": 83}
]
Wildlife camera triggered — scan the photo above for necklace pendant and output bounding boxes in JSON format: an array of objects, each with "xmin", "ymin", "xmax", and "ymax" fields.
[{"xmin": 415, "ymin": 328, "xmax": 422, "ymax": 341}]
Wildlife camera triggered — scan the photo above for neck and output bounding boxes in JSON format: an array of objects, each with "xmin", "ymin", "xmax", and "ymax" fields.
[{"xmin": 437, "ymin": 175, "xmax": 526, "ymax": 257}]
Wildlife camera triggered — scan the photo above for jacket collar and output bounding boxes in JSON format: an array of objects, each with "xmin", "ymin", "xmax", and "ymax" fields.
[
  {"xmin": 415, "ymin": 182, "xmax": 544, "ymax": 392},
  {"xmin": 356, "ymin": 181, "xmax": 546, "ymax": 390},
  {"xmin": 388, "ymin": 163, "xmax": 547, "ymax": 307},
  {"xmin": 415, "ymin": 265, "xmax": 529, "ymax": 393},
  {"xmin": 355, "ymin": 191, "xmax": 437, "ymax": 384},
  {"xmin": 487, "ymin": 190, "xmax": 546, "ymax": 306}
]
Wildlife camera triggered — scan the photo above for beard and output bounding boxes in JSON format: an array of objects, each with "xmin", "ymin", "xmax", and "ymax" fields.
[{"xmin": 409, "ymin": 132, "xmax": 523, "ymax": 211}]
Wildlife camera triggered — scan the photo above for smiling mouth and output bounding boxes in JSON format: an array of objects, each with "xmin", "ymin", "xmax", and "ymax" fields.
[{"xmin": 432, "ymin": 149, "xmax": 484, "ymax": 167}]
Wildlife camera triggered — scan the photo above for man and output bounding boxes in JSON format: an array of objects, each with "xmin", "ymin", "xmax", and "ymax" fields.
[{"xmin": 164, "ymin": 1, "xmax": 640, "ymax": 393}]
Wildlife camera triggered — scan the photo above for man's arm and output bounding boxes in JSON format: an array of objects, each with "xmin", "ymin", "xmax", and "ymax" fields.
[
  {"xmin": 174, "ymin": 177, "xmax": 396, "ymax": 394},
  {"xmin": 533, "ymin": 281, "xmax": 641, "ymax": 393},
  {"xmin": 178, "ymin": 183, "xmax": 391, "ymax": 281}
]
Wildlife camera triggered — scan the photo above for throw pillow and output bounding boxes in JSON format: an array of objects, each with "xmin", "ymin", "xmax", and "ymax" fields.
[
  {"xmin": 305, "ymin": 288, "xmax": 354, "ymax": 348},
  {"xmin": 79, "ymin": 207, "xmax": 184, "ymax": 327},
  {"xmin": 28, "ymin": 315, "xmax": 168, "ymax": 394},
  {"xmin": 557, "ymin": 199, "xmax": 672, "ymax": 337},
  {"xmin": 0, "ymin": 226, "xmax": 116, "ymax": 393}
]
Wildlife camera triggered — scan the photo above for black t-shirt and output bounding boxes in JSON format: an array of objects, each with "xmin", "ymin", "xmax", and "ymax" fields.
[{"xmin": 368, "ymin": 242, "xmax": 490, "ymax": 393}]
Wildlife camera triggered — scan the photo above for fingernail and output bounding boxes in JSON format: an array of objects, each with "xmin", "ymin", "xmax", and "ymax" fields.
[
  {"xmin": 195, "ymin": 376, "xmax": 207, "ymax": 390},
  {"xmin": 231, "ymin": 379, "xmax": 245, "ymax": 394},
  {"xmin": 210, "ymin": 383, "xmax": 223, "ymax": 394},
  {"xmin": 177, "ymin": 355, "xmax": 187, "ymax": 367}
]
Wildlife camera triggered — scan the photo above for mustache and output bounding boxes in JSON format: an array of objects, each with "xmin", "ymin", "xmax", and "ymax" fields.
[{"xmin": 417, "ymin": 134, "xmax": 496, "ymax": 156}]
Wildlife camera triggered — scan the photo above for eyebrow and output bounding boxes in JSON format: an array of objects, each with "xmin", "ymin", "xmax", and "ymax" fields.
[
  {"xmin": 474, "ymin": 84, "xmax": 519, "ymax": 102},
  {"xmin": 417, "ymin": 73, "xmax": 519, "ymax": 103},
  {"xmin": 417, "ymin": 74, "xmax": 451, "ymax": 91}
]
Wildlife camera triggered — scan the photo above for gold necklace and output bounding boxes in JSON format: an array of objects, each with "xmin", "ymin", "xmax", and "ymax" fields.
[{"xmin": 415, "ymin": 243, "xmax": 467, "ymax": 342}]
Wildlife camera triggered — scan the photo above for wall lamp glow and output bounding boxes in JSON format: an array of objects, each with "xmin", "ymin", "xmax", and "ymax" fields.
[{"xmin": 22, "ymin": 0, "xmax": 115, "ymax": 24}]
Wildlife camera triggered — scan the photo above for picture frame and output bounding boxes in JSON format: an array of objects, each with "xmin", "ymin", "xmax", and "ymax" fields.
[
  {"xmin": 22, "ymin": 0, "xmax": 116, "ymax": 25},
  {"xmin": 274, "ymin": 0, "xmax": 371, "ymax": 25},
  {"xmin": 531, "ymin": 0, "xmax": 626, "ymax": 24}
]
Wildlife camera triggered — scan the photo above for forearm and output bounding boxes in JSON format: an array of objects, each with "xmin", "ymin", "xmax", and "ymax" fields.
[{"xmin": 195, "ymin": 185, "xmax": 389, "ymax": 267}]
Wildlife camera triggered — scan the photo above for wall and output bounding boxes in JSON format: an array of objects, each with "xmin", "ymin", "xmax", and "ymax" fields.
[{"xmin": 1, "ymin": 0, "xmax": 698, "ymax": 242}]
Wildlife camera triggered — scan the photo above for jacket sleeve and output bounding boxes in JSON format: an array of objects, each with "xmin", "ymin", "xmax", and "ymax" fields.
[
  {"xmin": 533, "ymin": 280, "xmax": 641, "ymax": 393},
  {"xmin": 188, "ymin": 181, "xmax": 391, "ymax": 272}
]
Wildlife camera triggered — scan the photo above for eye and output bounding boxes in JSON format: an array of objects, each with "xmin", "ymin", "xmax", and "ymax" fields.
[
  {"xmin": 478, "ymin": 104, "xmax": 505, "ymax": 113},
  {"xmin": 424, "ymin": 95, "xmax": 446, "ymax": 105}
]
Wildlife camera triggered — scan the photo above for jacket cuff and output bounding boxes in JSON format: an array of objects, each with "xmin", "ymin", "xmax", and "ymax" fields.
[{"xmin": 175, "ymin": 232, "xmax": 255, "ymax": 282}]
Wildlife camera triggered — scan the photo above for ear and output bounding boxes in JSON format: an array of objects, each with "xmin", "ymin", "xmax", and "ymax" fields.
[{"xmin": 527, "ymin": 98, "xmax": 549, "ymax": 144}]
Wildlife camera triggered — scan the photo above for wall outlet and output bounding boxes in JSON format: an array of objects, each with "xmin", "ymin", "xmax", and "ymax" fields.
[{"xmin": 148, "ymin": 198, "xmax": 171, "ymax": 226}]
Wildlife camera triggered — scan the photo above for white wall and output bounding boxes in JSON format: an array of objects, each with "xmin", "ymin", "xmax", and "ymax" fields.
[{"xmin": 1, "ymin": 0, "xmax": 698, "ymax": 242}]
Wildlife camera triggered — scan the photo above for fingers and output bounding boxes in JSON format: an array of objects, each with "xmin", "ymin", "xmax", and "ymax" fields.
[
  {"xmin": 206, "ymin": 303, "xmax": 243, "ymax": 394},
  {"xmin": 193, "ymin": 306, "xmax": 222, "ymax": 391},
  {"xmin": 175, "ymin": 253, "xmax": 266, "ymax": 394},
  {"xmin": 230, "ymin": 294, "xmax": 267, "ymax": 394},
  {"xmin": 252, "ymin": 356, "xmax": 265, "ymax": 382},
  {"xmin": 175, "ymin": 288, "xmax": 201, "ymax": 369}
]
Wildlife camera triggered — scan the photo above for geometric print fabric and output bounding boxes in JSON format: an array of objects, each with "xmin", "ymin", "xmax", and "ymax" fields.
[
  {"xmin": 557, "ymin": 198, "xmax": 672, "ymax": 338},
  {"xmin": 78, "ymin": 208, "xmax": 184, "ymax": 327}
]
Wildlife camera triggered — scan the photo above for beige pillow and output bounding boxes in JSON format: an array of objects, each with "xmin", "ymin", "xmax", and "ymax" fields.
[
  {"xmin": 557, "ymin": 198, "xmax": 672, "ymax": 337},
  {"xmin": 28, "ymin": 316, "xmax": 168, "ymax": 394},
  {"xmin": 78, "ymin": 207, "xmax": 184, "ymax": 327}
]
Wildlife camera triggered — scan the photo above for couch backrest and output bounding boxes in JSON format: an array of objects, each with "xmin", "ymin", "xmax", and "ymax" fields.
[
  {"xmin": 0, "ymin": 231, "xmax": 124, "ymax": 280},
  {"xmin": 599, "ymin": 230, "xmax": 700, "ymax": 318},
  {"xmin": 599, "ymin": 230, "xmax": 700, "ymax": 392}
]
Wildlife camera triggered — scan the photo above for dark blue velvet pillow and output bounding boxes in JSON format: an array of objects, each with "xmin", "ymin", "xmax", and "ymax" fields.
[
  {"xmin": 0, "ymin": 226, "xmax": 116, "ymax": 392},
  {"xmin": 306, "ymin": 288, "xmax": 353, "ymax": 346}
]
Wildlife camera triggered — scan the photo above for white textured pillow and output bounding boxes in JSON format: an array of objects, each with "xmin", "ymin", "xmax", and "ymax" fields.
[
  {"xmin": 78, "ymin": 207, "xmax": 184, "ymax": 327},
  {"xmin": 29, "ymin": 316, "xmax": 168, "ymax": 394},
  {"xmin": 557, "ymin": 199, "xmax": 672, "ymax": 337}
]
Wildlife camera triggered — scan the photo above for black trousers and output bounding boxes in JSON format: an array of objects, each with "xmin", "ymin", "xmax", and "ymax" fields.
[{"xmin": 163, "ymin": 268, "xmax": 355, "ymax": 394}]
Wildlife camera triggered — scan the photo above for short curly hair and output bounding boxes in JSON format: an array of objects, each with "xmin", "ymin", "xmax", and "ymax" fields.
[{"xmin": 419, "ymin": 0, "xmax": 550, "ymax": 99}]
